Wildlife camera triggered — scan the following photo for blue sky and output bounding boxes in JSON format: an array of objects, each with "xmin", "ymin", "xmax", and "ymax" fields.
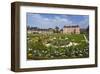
[{"xmin": 27, "ymin": 13, "xmax": 89, "ymax": 29}]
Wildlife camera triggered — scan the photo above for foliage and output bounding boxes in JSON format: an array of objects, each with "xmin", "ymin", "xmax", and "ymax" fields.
[{"xmin": 27, "ymin": 33, "xmax": 89, "ymax": 60}]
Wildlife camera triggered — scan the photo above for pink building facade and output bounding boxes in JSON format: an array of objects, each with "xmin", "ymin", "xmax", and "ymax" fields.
[{"xmin": 63, "ymin": 25, "xmax": 80, "ymax": 34}]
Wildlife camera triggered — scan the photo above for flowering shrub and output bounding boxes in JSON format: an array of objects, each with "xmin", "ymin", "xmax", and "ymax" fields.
[{"xmin": 27, "ymin": 33, "xmax": 89, "ymax": 60}]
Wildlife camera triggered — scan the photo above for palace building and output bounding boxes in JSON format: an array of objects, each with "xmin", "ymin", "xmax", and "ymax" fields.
[
  {"xmin": 27, "ymin": 28, "xmax": 53, "ymax": 34},
  {"xmin": 63, "ymin": 25, "xmax": 80, "ymax": 34},
  {"xmin": 27, "ymin": 25, "xmax": 80, "ymax": 34}
]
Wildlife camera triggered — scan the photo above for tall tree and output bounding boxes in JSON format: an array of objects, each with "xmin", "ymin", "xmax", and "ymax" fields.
[{"xmin": 55, "ymin": 26, "xmax": 59, "ymax": 33}]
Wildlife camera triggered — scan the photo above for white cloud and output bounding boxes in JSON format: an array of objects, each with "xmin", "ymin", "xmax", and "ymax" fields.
[{"xmin": 28, "ymin": 14, "xmax": 73, "ymax": 29}]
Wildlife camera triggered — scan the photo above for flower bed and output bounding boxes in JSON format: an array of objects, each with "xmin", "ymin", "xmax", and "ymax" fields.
[{"xmin": 27, "ymin": 33, "xmax": 89, "ymax": 60}]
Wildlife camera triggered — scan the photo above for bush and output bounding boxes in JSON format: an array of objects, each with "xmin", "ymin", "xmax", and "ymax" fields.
[{"xmin": 27, "ymin": 33, "xmax": 89, "ymax": 60}]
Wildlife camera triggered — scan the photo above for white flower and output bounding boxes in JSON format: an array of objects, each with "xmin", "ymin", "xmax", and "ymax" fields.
[
  {"xmin": 53, "ymin": 37, "xmax": 56, "ymax": 39},
  {"xmin": 28, "ymin": 48, "xmax": 32, "ymax": 51},
  {"xmin": 65, "ymin": 37, "xmax": 68, "ymax": 40},
  {"xmin": 45, "ymin": 43, "xmax": 51, "ymax": 47},
  {"xmin": 73, "ymin": 43, "xmax": 78, "ymax": 46}
]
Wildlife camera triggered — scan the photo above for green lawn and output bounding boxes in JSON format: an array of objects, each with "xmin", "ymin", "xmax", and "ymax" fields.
[{"xmin": 27, "ymin": 33, "xmax": 89, "ymax": 60}]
